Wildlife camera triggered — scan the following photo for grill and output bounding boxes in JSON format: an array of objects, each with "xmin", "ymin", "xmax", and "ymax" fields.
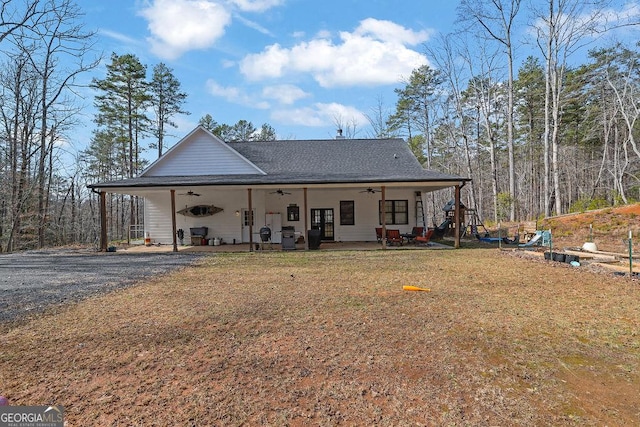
[
  {"xmin": 282, "ymin": 226, "xmax": 295, "ymax": 250},
  {"xmin": 259, "ymin": 226, "xmax": 271, "ymax": 242}
]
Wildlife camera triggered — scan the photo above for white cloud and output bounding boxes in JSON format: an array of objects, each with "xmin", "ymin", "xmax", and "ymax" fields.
[
  {"xmin": 206, "ymin": 79, "xmax": 270, "ymax": 109},
  {"xmin": 239, "ymin": 18, "xmax": 430, "ymax": 87},
  {"xmin": 271, "ymin": 102, "xmax": 367, "ymax": 127},
  {"xmin": 234, "ymin": 14, "xmax": 274, "ymax": 36},
  {"xmin": 229, "ymin": 0, "xmax": 284, "ymax": 13},
  {"xmin": 99, "ymin": 29, "xmax": 142, "ymax": 46},
  {"xmin": 139, "ymin": 0, "xmax": 232, "ymax": 60},
  {"xmin": 262, "ymin": 84, "xmax": 310, "ymax": 104}
]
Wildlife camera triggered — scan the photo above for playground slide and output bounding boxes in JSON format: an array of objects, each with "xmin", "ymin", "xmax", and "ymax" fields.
[
  {"xmin": 432, "ymin": 218, "xmax": 451, "ymax": 238},
  {"xmin": 519, "ymin": 232, "xmax": 542, "ymax": 247}
]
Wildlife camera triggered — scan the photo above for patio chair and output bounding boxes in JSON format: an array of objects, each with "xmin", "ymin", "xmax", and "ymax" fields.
[
  {"xmin": 386, "ymin": 229, "xmax": 403, "ymax": 246},
  {"xmin": 402, "ymin": 226, "xmax": 424, "ymax": 244},
  {"xmin": 415, "ymin": 228, "xmax": 434, "ymax": 246},
  {"xmin": 375, "ymin": 227, "xmax": 383, "ymax": 243}
]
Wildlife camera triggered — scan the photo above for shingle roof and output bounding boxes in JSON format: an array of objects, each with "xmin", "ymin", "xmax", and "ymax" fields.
[
  {"xmin": 88, "ymin": 133, "xmax": 469, "ymax": 189},
  {"xmin": 228, "ymin": 138, "xmax": 423, "ymax": 175}
]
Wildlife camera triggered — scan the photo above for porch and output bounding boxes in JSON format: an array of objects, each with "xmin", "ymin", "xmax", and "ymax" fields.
[{"xmin": 118, "ymin": 240, "xmax": 455, "ymax": 254}]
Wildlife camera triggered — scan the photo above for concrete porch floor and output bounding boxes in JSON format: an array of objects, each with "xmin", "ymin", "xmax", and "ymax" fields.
[{"xmin": 119, "ymin": 240, "xmax": 453, "ymax": 253}]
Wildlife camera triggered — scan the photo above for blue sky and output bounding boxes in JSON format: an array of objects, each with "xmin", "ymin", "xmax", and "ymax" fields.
[
  {"xmin": 72, "ymin": 0, "xmax": 638, "ymax": 158},
  {"xmin": 73, "ymin": 0, "xmax": 457, "ymax": 152}
]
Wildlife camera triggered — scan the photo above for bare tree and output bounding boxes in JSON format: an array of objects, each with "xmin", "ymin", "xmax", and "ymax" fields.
[
  {"xmin": 0, "ymin": 0, "xmax": 41, "ymax": 44},
  {"xmin": 458, "ymin": 0, "xmax": 523, "ymax": 221},
  {"xmin": 530, "ymin": 0, "xmax": 612, "ymax": 215},
  {"xmin": 25, "ymin": 0, "xmax": 100, "ymax": 247}
]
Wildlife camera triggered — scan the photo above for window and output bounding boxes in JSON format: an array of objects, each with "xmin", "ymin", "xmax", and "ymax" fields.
[
  {"xmin": 340, "ymin": 200, "xmax": 355, "ymax": 225},
  {"xmin": 287, "ymin": 205, "xmax": 300, "ymax": 221},
  {"xmin": 379, "ymin": 200, "xmax": 408, "ymax": 225}
]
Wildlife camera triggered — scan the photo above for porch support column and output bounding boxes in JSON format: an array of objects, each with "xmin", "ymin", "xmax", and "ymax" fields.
[
  {"xmin": 170, "ymin": 189, "xmax": 178, "ymax": 252},
  {"xmin": 303, "ymin": 187, "xmax": 308, "ymax": 250},
  {"xmin": 454, "ymin": 184, "xmax": 461, "ymax": 249},
  {"xmin": 248, "ymin": 188, "xmax": 254, "ymax": 252},
  {"xmin": 99, "ymin": 191, "xmax": 107, "ymax": 252},
  {"xmin": 381, "ymin": 186, "xmax": 387, "ymax": 249}
]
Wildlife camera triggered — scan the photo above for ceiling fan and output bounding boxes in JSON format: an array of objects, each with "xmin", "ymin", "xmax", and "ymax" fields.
[
  {"xmin": 270, "ymin": 189, "xmax": 291, "ymax": 195},
  {"xmin": 178, "ymin": 190, "xmax": 200, "ymax": 197},
  {"xmin": 360, "ymin": 188, "xmax": 379, "ymax": 194}
]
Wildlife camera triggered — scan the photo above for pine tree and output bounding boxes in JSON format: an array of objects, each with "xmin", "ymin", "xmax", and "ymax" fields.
[{"xmin": 149, "ymin": 63, "xmax": 189, "ymax": 157}]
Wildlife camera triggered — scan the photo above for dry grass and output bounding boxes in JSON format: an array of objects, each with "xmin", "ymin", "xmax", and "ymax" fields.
[{"xmin": 1, "ymin": 248, "xmax": 639, "ymax": 426}]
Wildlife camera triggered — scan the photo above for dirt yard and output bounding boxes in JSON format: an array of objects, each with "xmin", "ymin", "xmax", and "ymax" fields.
[{"xmin": 1, "ymin": 243, "xmax": 638, "ymax": 425}]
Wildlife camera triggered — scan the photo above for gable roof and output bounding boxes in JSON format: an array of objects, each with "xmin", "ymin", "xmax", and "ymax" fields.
[
  {"xmin": 88, "ymin": 125, "xmax": 469, "ymax": 191},
  {"xmin": 140, "ymin": 126, "xmax": 265, "ymax": 177}
]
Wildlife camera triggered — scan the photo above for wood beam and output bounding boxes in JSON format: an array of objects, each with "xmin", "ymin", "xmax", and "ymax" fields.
[
  {"xmin": 100, "ymin": 191, "xmax": 107, "ymax": 252},
  {"xmin": 454, "ymin": 184, "xmax": 461, "ymax": 249},
  {"xmin": 303, "ymin": 187, "xmax": 308, "ymax": 250},
  {"xmin": 381, "ymin": 186, "xmax": 386, "ymax": 249},
  {"xmin": 248, "ymin": 188, "xmax": 253, "ymax": 252},
  {"xmin": 170, "ymin": 189, "xmax": 178, "ymax": 252}
]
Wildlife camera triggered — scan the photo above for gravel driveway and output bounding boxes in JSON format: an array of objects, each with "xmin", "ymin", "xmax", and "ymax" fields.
[{"xmin": 0, "ymin": 249, "xmax": 205, "ymax": 325}]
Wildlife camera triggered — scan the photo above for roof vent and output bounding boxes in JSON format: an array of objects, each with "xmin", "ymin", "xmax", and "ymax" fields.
[{"xmin": 335, "ymin": 128, "xmax": 345, "ymax": 139}]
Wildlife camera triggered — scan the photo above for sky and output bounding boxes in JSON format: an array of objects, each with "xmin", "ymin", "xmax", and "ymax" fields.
[
  {"xmin": 72, "ymin": 0, "xmax": 457, "ymax": 154},
  {"xmin": 71, "ymin": 0, "xmax": 639, "ymax": 159}
]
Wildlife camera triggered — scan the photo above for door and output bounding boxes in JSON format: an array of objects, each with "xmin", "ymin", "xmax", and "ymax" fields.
[
  {"xmin": 310, "ymin": 208, "xmax": 334, "ymax": 240},
  {"xmin": 241, "ymin": 208, "xmax": 255, "ymax": 243}
]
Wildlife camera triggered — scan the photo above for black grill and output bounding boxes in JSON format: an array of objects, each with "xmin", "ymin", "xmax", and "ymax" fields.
[{"xmin": 259, "ymin": 226, "xmax": 271, "ymax": 242}]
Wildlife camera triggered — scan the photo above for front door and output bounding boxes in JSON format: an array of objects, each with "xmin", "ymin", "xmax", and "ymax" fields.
[
  {"xmin": 241, "ymin": 208, "xmax": 255, "ymax": 242},
  {"xmin": 310, "ymin": 208, "xmax": 334, "ymax": 240}
]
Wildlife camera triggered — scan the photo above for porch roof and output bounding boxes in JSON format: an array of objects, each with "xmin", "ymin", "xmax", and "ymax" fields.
[{"xmin": 87, "ymin": 170, "xmax": 468, "ymax": 191}]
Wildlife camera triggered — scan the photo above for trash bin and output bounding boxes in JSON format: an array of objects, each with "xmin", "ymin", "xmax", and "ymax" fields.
[
  {"xmin": 307, "ymin": 229, "xmax": 321, "ymax": 250},
  {"xmin": 282, "ymin": 226, "xmax": 295, "ymax": 250}
]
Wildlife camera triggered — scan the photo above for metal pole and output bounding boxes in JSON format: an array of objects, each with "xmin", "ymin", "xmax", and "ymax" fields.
[{"xmin": 629, "ymin": 229, "xmax": 633, "ymax": 277}]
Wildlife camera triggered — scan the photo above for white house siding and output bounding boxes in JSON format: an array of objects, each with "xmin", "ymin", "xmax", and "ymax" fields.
[
  {"xmin": 143, "ymin": 130, "xmax": 261, "ymax": 177},
  {"xmin": 144, "ymin": 189, "xmax": 252, "ymax": 245},
  {"xmin": 143, "ymin": 187, "xmax": 423, "ymax": 245},
  {"xmin": 304, "ymin": 188, "xmax": 418, "ymax": 242}
]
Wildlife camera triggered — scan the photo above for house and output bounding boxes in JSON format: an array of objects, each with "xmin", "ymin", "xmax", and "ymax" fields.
[{"xmin": 87, "ymin": 126, "xmax": 470, "ymax": 251}]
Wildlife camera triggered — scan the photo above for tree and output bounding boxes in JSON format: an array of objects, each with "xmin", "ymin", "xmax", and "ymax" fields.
[
  {"xmin": 366, "ymin": 96, "xmax": 398, "ymax": 139},
  {"xmin": 458, "ymin": 0, "xmax": 523, "ymax": 221},
  {"xmin": 198, "ymin": 115, "xmax": 278, "ymax": 142},
  {"xmin": 392, "ymin": 65, "xmax": 443, "ymax": 169},
  {"xmin": 0, "ymin": 0, "xmax": 41, "ymax": 45},
  {"xmin": 91, "ymin": 53, "xmax": 150, "ymax": 179},
  {"xmin": 0, "ymin": 0, "xmax": 98, "ymax": 251},
  {"xmin": 199, "ymin": 114, "xmax": 218, "ymax": 132},
  {"xmin": 149, "ymin": 62, "xmax": 189, "ymax": 157},
  {"xmin": 514, "ymin": 57, "xmax": 546, "ymax": 218},
  {"xmin": 89, "ymin": 53, "xmax": 150, "ymax": 241},
  {"xmin": 254, "ymin": 123, "xmax": 277, "ymax": 141},
  {"xmin": 27, "ymin": 0, "xmax": 100, "ymax": 248},
  {"xmin": 531, "ymin": 0, "xmax": 611, "ymax": 215}
]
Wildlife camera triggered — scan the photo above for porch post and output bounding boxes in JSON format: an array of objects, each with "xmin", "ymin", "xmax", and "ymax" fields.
[
  {"xmin": 454, "ymin": 184, "xmax": 461, "ymax": 249},
  {"xmin": 170, "ymin": 189, "xmax": 178, "ymax": 252},
  {"xmin": 303, "ymin": 187, "xmax": 308, "ymax": 250},
  {"xmin": 100, "ymin": 191, "xmax": 107, "ymax": 252},
  {"xmin": 381, "ymin": 186, "xmax": 387, "ymax": 249},
  {"xmin": 248, "ymin": 188, "xmax": 253, "ymax": 252}
]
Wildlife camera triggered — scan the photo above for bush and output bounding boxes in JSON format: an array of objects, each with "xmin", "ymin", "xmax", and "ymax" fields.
[{"xmin": 569, "ymin": 197, "xmax": 610, "ymax": 213}]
